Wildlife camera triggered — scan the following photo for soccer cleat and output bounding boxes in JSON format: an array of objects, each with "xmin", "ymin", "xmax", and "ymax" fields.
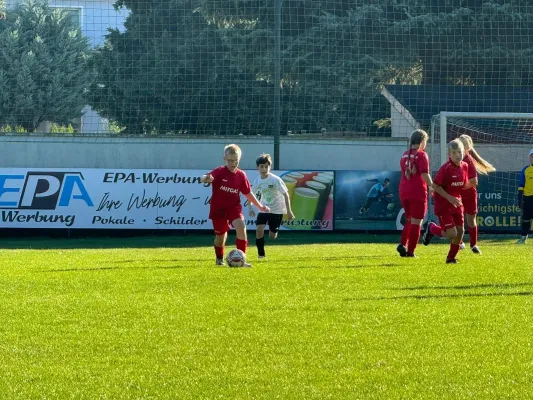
[
  {"xmin": 258, "ymin": 256, "xmax": 268, "ymax": 261},
  {"xmin": 471, "ymin": 245, "xmax": 482, "ymax": 254},
  {"xmin": 516, "ymin": 237, "xmax": 527, "ymax": 245},
  {"xmin": 216, "ymin": 258, "xmax": 226, "ymax": 266},
  {"xmin": 459, "ymin": 242, "xmax": 466, "ymax": 250},
  {"xmin": 396, "ymin": 244, "xmax": 407, "ymax": 257},
  {"xmin": 422, "ymin": 222, "xmax": 435, "ymax": 246},
  {"xmin": 243, "ymin": 262, "xmax": 253, "ymax": 268},
  {"xmin": 406, "ymin": 252, "xmax": 417, "ymax": 258},
  {"xmin": 446, "ymin": 258, "xmax": 458, "ymax": 264}
]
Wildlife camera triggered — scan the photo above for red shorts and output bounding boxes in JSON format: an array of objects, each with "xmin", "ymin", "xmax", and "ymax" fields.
[
  {"xmin": 462, "ymin": 189, "xmax": 478, "ymax": 215},
  {"xmin": 211, "ymin": 209, "xmax": 244, "ymax": 235},
  {"xmin": 401, "ymin": 198, "xmax": 427, "ymax": 220},
  {"xmin": 438, "ymin": 212, "xmax": 464, "ymax": 231}
]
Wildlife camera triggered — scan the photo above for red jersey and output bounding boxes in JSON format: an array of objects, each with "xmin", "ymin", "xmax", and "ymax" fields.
[
  {"xmin": 399, "ymin": 149, "xmax": 429, "ymax": 201},
  {"xmin": 433, "ymin": 159, "xmax": 468, "ymax": 216},
  {"xmin": 208, "ymin": 166, "xmax": 251, "ymax": 219}
]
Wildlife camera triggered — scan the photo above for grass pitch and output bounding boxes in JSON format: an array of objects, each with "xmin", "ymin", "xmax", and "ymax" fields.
[{"xmin": 0, "ymin": 233, "xmax": 532, "ymax": 399}]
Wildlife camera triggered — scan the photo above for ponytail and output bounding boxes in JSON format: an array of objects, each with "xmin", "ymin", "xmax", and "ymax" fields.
[{"xmin": 458, "ymin": 134, "xmax": 496, "ymax": 175}]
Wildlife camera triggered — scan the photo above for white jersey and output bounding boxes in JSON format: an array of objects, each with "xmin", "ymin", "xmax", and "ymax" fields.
[{"xmin": 251, "ymin": 174, "xmax": 288, "ymax": 214}]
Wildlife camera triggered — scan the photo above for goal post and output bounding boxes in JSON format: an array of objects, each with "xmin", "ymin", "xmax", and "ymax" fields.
[
  {"xmin": 431, "ymin": 112, "xmax": 533, "ymax": 167},
  {"xmin": 429, "ymin": 112, "xmax": 533, "ymax": 232}
]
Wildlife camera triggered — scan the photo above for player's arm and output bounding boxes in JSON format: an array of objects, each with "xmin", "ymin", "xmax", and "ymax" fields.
[
  {"xmin": 464, "ymin": 177, "xmax": 477, "ymax": 190},
  {"xmin": 431, "ymin": 182, "xmax": 461, "ymax": 207},
  {"xmin": 247, "ymin": 186, "xmax": 256, "ymax": 217},
  {"xmin": 283, "ymin": 192, "xmax": 295, "ymax": 219},
  {"xmin": 200, "ymin": 173, "xmax": 213, "ymax": 184},
  {"xmin": 243, "ymin": 192, "xmax": 269, "ymax": 213},
  {"xmin": 517, "ymin": 167, "xmax": 526, "ymax": 208}
]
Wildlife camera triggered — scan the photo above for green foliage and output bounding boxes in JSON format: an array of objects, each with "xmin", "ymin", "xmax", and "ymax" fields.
[
  {"xmin": 0, "ymin": 124, "xmax": 28, "ymax": 133},
  {"xmin": 89, "ymin": 0, "xmax": 533, "ymax": 134},
  {"xmin": 0, "ymin": 0, "xmax": 93, "ymax": 132},
  {"xmin": 49, "ymin": 123, "xmax": 75, "ymax": 133}
]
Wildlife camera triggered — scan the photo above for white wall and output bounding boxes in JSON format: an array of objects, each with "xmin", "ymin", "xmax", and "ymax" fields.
[{"xmin": 0, "ymin": 135, "xmax": 528, "ymax": 172}]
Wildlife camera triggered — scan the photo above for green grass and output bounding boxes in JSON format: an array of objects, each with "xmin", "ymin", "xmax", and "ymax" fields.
[{"xmin": 1, "ymin": 233, "xmax": 532, "ymax": 399}]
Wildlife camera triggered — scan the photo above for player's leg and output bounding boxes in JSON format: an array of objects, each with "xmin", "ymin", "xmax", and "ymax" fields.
[
  {"xmin": 463, "ymin": 192, "xmax": 480, "ymax": 253},
  {"xmin": 465, "ymin": 213, "xmax": 481, "ymax": 253},
  {"xmin": 232, "ymin": 216, "xmax": 253, "ymax": 267},
  {"xmin": 446, "ymin": 214, "xmax": 464, "ymax": 263},
  {"xmin": 397, "ymin": 199, "xmax": 410, "ymax": 257},
  {"xmin": 212, "ymin": 218, "xmax": 230, "ymax": 265},
  {"xmin": 255, "ymin": 213, "xmax": 268, "ymax": 258},
  {"xmin": 423, "ymin": 217, "xmax": 446, "ymax": 246},
  {"xmin": 518, "ymin": 197, "xmax": 533, "ymax": 244},
  {"xmin": 268, "ymin": 214, "xmax": 283, "ymax": 240}
]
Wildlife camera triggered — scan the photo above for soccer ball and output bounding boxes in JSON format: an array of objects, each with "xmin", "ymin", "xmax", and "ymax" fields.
[
  {"xmin": 387, "ymin": 203, "xmax": 395, "ymax": 211},
  {"xmin": 226, "ymin": 249, "xmax": 246, "ymax": 267}
]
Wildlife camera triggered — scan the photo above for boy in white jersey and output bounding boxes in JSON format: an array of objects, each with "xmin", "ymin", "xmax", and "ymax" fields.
[{"xmin": 248, "ymin": 154, "xmax": 295, "ymax": 259}]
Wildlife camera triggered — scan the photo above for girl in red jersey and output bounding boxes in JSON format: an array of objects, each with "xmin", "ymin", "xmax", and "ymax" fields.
[
  {"xmin": 201, "ymin": 144, "xmax": 269, "ymax": 267},
  {"xmin": 457, "ymin": 134, "xmax": 496, "ymax": 254},
  {"xmin": 397, "ymin": 129, "xmax": 433, "ymax": 257},
  {"xmin": 422, "ymin": 139, "xmax": 469, "ymax": 264}
]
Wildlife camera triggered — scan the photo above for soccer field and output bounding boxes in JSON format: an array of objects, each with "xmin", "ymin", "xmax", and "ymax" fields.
[{"xmin": 1, "ymin": 233, "xmax": 532, "ymax": 399}]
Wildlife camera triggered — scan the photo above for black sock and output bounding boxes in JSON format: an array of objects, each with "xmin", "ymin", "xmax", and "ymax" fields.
[
  {"xmin": 521, "ymin": 220, "xmax": 531, "ymax": 236},
  {"xmin": 256, "ymin": 237, "xmax": 265, "ymax": 256}
]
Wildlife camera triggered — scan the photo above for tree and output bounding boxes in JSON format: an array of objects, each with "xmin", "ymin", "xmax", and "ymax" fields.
[{"xmin": 0, "ymin": 0, "xmax": 93, "ymax": 132}]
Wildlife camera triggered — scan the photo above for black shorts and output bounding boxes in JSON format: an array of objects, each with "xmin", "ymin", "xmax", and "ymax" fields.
[
  {"xmin": 256, "ymin": 213, "xmax": 284, "ymax": 233},
  {"xmin": 523, "ymin": 196, "xmax": 533, "ymax": 220}
]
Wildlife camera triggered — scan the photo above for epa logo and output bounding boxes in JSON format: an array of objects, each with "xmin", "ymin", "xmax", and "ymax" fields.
[{"xmin": 0, "ymin": 172, "xmax": 94, "ymax": 209}]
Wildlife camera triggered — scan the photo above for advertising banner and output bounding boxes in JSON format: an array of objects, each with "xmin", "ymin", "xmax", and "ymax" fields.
[
  {"xmin": 0, "ymin": 169, "xmax": 333, "ymax": 230},
  {"xmin": 334, "ymin": 170, "xmax": 521, "ymax": 232},
  {"xmin": 334, "ymin": 170, "xmax": 403, "ymax": 230}
]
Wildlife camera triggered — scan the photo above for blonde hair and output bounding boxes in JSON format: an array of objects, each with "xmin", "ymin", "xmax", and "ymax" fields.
[
  {"xmin": 224, "ymin": 144, "xmax": 242, "ymax": 157},
  {"xmin": 405, "ymin": 129, "xmax": 428, "ymax": 179},
  {"xmin": 458, "ymin": 134, "xmax": 496, "ymax": 174},
  {"xmin": 448, "ymin": 138, "xmax": 464, "ymax": 156}
]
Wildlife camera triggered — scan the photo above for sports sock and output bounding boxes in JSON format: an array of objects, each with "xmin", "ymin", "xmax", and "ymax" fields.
[
  {"xmin": 407, "ymin": 225, "xmax": 421, "ymax": 254},
  {"xmin": 256, "ymin": 237, "xmax": 265, "ymax": 256},
  {"xmin": 447, "ymin": 243, "xmax": 460, "ymax": 260},
  {"xmin": 468, "ymin": 226, "xmax": 478, "ymax": 247},
  {"xmin": 400, "ymin": 221, "xmax": 411, "ymax": 247},
  {"xmin": 214, "ymin": 245, "xmax": 224, "ymax": 259},
  {"xmin": 236, "ymin": 238, "xmax": 247, "ymax": 253}
]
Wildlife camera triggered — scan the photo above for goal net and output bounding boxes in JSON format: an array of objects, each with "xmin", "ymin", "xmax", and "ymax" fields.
[{"xmin": 430, "ymin": 112, "xmax": 533, "ymax": 232}]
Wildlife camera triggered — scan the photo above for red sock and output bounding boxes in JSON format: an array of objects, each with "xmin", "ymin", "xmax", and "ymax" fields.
[
  {"xmin": 447, "ymin": 243, "xmax": 460, "ymax": 260},
  {"xmin": 214, "ymin": 245, "xmax": 224, "ymax": 259},
  {"xmin": 430, "ymin": 223, "xmax": 444, "ymax": 237},
  {"xmin": 468, "ymin": 226, "xmax": 478, "ymax": 247},
  {"xmin": 400, "ymin": 221, "xmax": 411, "ymax": 247},
  {"xmin": 236, "ymin": 238, "xmax": 247, "ymax": 253},
  {"xmin": 407, "ymin": 225, "xmax": 421, "ymax": 254}
]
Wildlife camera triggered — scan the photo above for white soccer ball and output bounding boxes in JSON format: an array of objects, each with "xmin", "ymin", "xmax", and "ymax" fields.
[{"xmin": 226, "ymin": 249, "xmax": 246, "ymax": 267}]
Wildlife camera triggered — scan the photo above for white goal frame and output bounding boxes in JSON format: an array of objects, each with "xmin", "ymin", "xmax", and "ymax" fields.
[{"xmin": 430, "ymin": 112, "xmax": 533, "ymax": 166}]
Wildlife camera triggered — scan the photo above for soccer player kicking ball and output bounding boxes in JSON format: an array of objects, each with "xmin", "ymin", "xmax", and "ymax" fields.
[
  {"xmin": 516, "ymin": 149, "xmax": 533, "ymax": 244},
  {"xmin": 457, "ymin": 134, "xmax": 496, "ymax": 254},
  {"xmin": 397, "ymin": 129, "xmax": 433, "ymax": 258},
  {"xmin": 422, "ymin": 139, "xmax": 469, "ymax": 264},
  {"xmin": 201, "ymin": 144, "xmax": 269, "ymax": 267},
  {"xmin": 248, "ymin": 154, "xmax": 295, "ymax": 260}
]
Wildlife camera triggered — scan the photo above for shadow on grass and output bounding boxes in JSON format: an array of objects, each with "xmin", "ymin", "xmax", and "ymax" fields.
[
  {"xmin": 396, "ymin": 282, "xmax": 533, "ymax": 291},
  {"xmin": 0, "ymin": 232, "xmax": 402, "ymax": 250},
  {"xmin": 345, "ymin": 291, "xmax": 533, "ymax": 301}
]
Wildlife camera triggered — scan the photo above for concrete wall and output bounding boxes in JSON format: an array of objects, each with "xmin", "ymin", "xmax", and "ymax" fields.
[{"xmin": 1, "ymin": 135, "xmax": 530, "ymax": 172}]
